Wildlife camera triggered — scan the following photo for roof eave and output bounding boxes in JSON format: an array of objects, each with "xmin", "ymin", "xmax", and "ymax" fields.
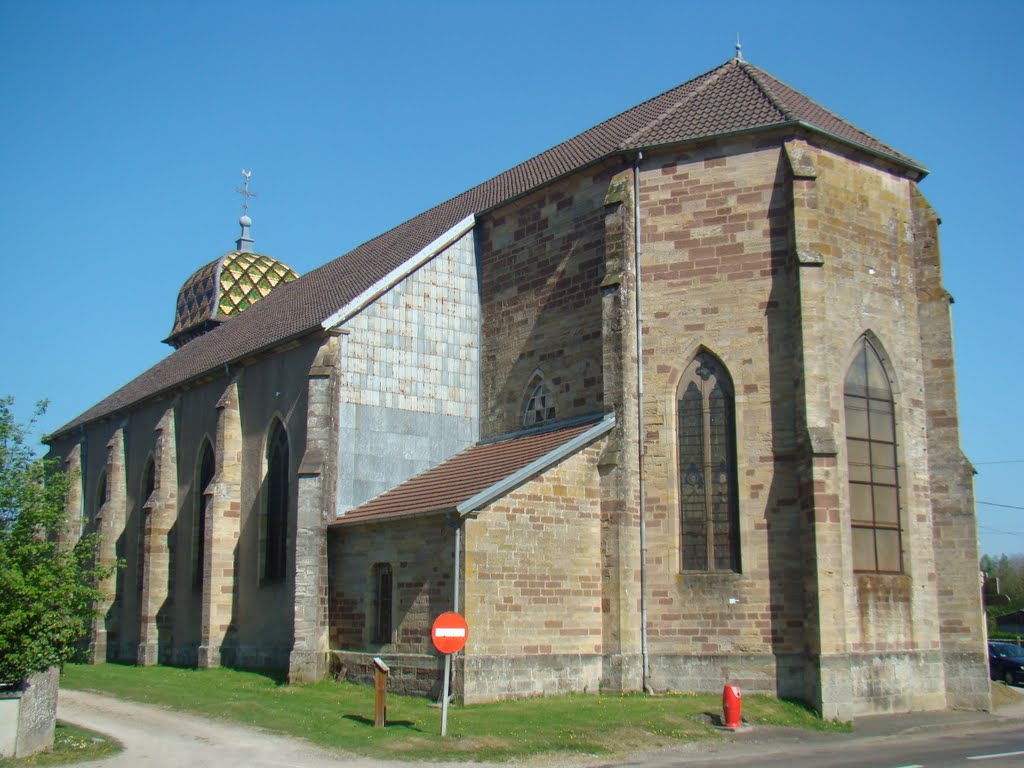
[
  {"xmin": 321, "ymin": 213, "xmax": 477, "ymax": 331},
  {"xmin": 793, "ymin": 120, "xmax": 929, "ymax": 178},
  {"xmin": 48, "ymin": 324, "xmax": 326, "ymax": 441},
  {"xmin": 455, "ymin": 412, "xmax": 616, "ymax": 517},
  {"xmin": 329, "ymin": 505, "xmax": 458, "ymax": 529},
  {"xmin": 625, "ymin": 120, "xmax": 928, "ymax": 178}
]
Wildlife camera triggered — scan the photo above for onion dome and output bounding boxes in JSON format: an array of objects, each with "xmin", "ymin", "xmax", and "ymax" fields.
[{"xmin": 164, "ymin": 217, "xmax": 298, "ymax": 349}]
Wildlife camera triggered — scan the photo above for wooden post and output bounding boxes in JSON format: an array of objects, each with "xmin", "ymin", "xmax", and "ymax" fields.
[{"xmin": 372, "ymin": 657, "xmax": 388, "ymax": 728}]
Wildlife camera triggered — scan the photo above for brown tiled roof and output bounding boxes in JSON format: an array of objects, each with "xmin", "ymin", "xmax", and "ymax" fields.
[
  {"xmin": 331, "ymin": 416, "xmax": 610, "ymax": 526},
  {"xmin": 52, "ymin": 58, "xmax": 922, "ymax": 438}
]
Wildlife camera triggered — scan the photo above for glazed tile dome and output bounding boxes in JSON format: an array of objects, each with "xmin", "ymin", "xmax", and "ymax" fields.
[{"xmin": 165, "ymin": 250, "xmax": 299, "ymax": 349}]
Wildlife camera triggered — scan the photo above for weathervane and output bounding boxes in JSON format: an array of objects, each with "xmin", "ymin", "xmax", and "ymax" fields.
[
  {"xmin": 735, "ymin": 33, "xmax": 743, "ymax": 61},
  {"xmin": 236, "ymin": 169, "xmax": 257, "ymax": 217}
]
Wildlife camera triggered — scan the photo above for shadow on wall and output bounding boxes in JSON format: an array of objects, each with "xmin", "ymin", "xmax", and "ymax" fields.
[{"xmin": 763, "ymin": 152, "xmax": 812, "ymax": 703}]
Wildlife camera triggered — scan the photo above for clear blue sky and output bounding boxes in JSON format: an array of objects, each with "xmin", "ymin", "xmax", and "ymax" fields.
[{"xmin": 2, "ymin": 1, "xmax": 1021, "ymax": 556}]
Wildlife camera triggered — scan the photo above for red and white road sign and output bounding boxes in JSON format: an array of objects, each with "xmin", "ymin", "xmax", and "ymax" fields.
[{"xmin": 431, "ymin": 612, "xmax": 468, "ymax": 654}]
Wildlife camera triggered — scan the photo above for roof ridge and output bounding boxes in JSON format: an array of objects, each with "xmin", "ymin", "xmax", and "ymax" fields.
[
  {"xmin": 617, "ymin": 59, "xmax": 735, "ymax": 150},
  {"xmin": 738, "ymin": 60, "xmax": 796, "ymax": 122},
  {"xmin": 50, "ymin": 58, "xmax": 926, "ymax": 440}
]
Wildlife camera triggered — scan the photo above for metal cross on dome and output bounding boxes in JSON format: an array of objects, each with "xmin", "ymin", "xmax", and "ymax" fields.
[{"xmin": 236, "ymin": 169, "xmax": 257, "ymax": 216}]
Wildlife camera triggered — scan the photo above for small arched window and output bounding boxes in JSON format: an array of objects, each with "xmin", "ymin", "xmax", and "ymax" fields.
[
  {"xmin": 845, "ymin": 337, "xmax": 902, "ymax": 573},
  {"xmin": 677, "ymin": 351, "xmax": 740, "ymax": 572},
  {"xmin": 193, "ymin": 442, "xmax": 215, "ymax": 590},
  {"xmin": 372, "ymin": 563, "xmax": 393, "ymax": 644},
  {"xmin": 523, "ymin": 376, "xmax": 556, "ymax": 427},
  {"xmin": 264, "ymin": 421, "xmax": 289, "ymax": 582}
]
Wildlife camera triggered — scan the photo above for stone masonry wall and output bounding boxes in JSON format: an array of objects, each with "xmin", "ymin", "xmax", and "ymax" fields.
[
  {"xmin": 911, "ymin": 189, "xmax": 990, "ymax": 710},
  {"xmin": 335, "ymin": 232, "xmax": 479, "ymax": 513},
  {"xmin": 788, "ymin": 137, "xmax": 950, "ymax": 716},
  {"xmin": 463, "ymin": 441, "xmax": 605, "ymax": 703},
  {"xmin": 230, "ymin": 338, "xmax": 320, "ymax": 670},
  {"xmin": 327, "ymin": 517, "xmax": 454, "ymax": 696},
  {"xmin": 635, "ymin": 138, "xmax": 807, "ymax": 698},
  {"xmin": 477, "ymin": 163, "xmax": 616, "ymax": 438},
  {"xmin": 48, "ymin": 335, "xmax": 322, "ymax": 672}
]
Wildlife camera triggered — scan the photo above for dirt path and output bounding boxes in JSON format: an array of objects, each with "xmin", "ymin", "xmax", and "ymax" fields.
[{"xmin": 58, "ymin": 689, "xmax": 400, "ymax": 768}]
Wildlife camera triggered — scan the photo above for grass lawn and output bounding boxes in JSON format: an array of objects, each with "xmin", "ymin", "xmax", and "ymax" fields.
[
  {"xmin": 0, "ymin": 722, "xmax": 121, "ymax": 767},
  {"xmin": 60, "ymin": 663, "xmax": 845, "ymax": 762}
]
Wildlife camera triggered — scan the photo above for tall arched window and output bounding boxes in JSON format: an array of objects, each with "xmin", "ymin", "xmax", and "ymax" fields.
[
  {"xmin": 193, "ymin": 442, "xmax": 215, "ymax": 590},
  {"xmin": 264, "ymin": 421, "xmax": 289, "ymax": 582},
  {"xmin": 845, "ymin": 337, "xmax": 902, "ymax": 573},
  {"xmin": 372, "ymin": 562, "xmax": 393, "ymax": 644},
  {"xmin": 138, "ymin": 459, "xmax": 156, "ymax": 596},
  {"xmin": 95, "ymin": 470, "xmax": 108, "ymax": 523},
  {"xmin": 677, "ymin": 351, "xmax": 740, "ymax": 572}
]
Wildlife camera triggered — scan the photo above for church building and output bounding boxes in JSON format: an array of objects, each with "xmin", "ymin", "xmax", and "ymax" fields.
[{"xmin": 46, "ymin": 55, "xmax": 990, "ymax": 720}]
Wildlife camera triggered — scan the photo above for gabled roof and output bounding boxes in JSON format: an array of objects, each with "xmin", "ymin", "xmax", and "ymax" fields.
[
  {"xmin": 52, "ymin": 58, "xmax": 922, "ymax": 438},
  {"xmin": 331, "ymin": 414, "xmax": 615, "ymax": 527}
]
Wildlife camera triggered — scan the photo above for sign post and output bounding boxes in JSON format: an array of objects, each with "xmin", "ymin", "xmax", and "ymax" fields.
[{"xmin": 431, "ymin": 612, "xmax": 468, "ymax": 737}]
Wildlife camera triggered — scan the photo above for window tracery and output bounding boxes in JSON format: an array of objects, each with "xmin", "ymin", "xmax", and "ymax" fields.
[{"xmin": 677, "ymin": 351, "xmax": 740, "ymax": 572}]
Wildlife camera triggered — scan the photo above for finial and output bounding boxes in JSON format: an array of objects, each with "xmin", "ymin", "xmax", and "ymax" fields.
[
  {"xmin": 735, "ymin": 33, "xmax": 743, "ymax": 61},
  {"xmin": 235, "ymin": 169, "xmax": 255, "ymax": 253},
  {"xmin": 236, "ymin": 169, "xmax": 256, "ymax": 217}
]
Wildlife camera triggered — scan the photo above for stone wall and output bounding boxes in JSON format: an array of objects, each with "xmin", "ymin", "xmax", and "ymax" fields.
[
  {"xmin": 786, "ymin": 137, "xmax": 952, "ymax": 717},
  {"xmin": 463, "ymin": 441, "xmax": 605, "ymax": 703},
  {"xmin": 327, "ymin": 516, "xmax": 455, "ymax": 696},
  {"xmin": 635, "ymin": 138, "xmax": 807, "ymax": 697},
  {"xmin": 47, "ymin": 335, "xmax": 324, "ymax": 673},
  {"xmin": 477, "ymin": 163, "xmax": 615, "ymax": 438},
  {"xmin": 617, "ymin": 133, "xmax": 985, "ymax": 717},
  {"xmin": 335, "ymin": 231, "xmax": 479, "ymax": 513}
]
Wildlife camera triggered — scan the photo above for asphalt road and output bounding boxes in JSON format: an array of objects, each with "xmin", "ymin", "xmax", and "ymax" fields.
[{"xmin": 597, "ymin": 724, "xmax": 1024, "ymax": 767}]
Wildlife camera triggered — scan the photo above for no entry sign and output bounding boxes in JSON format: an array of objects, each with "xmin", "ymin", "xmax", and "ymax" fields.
[{"xmin": 431, "ymin": 612, "xmax": 468, "ymax": 655}]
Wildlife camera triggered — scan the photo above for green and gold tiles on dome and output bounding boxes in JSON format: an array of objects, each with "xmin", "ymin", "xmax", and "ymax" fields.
[
  {"xmin": 218, "ymin": 253, "xmax": 298, "ymax": 317},
  {"xmin": 171, "ymin": 259, "xmax": 221, "ymax": 336}
]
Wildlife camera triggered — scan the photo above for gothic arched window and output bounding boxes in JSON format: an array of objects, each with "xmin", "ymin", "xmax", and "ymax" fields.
[
  {"xmin": 523, "ymin": 375, "xmax": 556, "ymax": 427},
  {"xmin": 845, "ymin": 337, "xmax": 902, "ymax": 573},
  {"xmin": 193, "ymin": 441, "xmax": 215, "ymax": 590},
  {"xmin": 677, "ymin": 352, "xmax": 740, "ymax": 572},
  {"xmin": 138, "ymin": 458, "xmax": 156, "ymax": 596},
  {"xmin": 264, "ymin": 420, "xmax": 289, "ymax": 582}
]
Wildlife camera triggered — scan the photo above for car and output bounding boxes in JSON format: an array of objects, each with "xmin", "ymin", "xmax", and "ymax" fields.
[{"xmin": 988, "ymin": 641, "xmax": 1024, "ymax": 685}]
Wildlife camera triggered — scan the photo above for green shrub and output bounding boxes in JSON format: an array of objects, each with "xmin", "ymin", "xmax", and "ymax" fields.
[{"xmin": 0, "ymin": 397, "xmax": 112, "ymax": 684}]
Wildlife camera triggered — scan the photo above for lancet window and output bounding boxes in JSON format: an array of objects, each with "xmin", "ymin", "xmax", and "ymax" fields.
[
  {"xmin": 845, "ymin": 337, "xmax": 902, "ymax": 573},
  {"xmin": 677, "ymin": 351, "xmax": 740, "ymax": 572}
]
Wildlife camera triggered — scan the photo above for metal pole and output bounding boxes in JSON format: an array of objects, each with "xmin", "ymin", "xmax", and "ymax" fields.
[
  {"xmin": 453, "ymin": 522, "xmax": 461, "ymax": 612},
  {"xmin": 440, "ymin": 654, "xmax": 451, "ymax": 737}
]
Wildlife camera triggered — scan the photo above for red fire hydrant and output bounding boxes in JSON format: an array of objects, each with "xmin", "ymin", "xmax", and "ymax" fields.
[{"xmin": 722, "ymin": 684, "xmax": 742, "ymax": 729}]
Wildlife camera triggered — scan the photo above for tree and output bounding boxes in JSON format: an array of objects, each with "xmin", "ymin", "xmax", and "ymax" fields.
[
  {"xmin": 981, "ymin": 552, "xmax": 1024, "ymax": 635},
  {"xmin": 0, "ymin": 397, "xmax": 111, "ymax": 684}
]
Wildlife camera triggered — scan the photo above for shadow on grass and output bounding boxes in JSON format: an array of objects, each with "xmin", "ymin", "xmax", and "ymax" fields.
[
  {"xmin": 233, "ymin": 666, "xmax": 289, "ymax": 686},
  {"xmin": 701, "ymin": 711, "xmax": 723, "ymax": 727},
  {"xmin": 777, "ymin": 697, "xmax": 820, "ymax": 715},
  {"xmin": 343, "ymin": 715, "xmax": 421, "ymax": 730}
]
